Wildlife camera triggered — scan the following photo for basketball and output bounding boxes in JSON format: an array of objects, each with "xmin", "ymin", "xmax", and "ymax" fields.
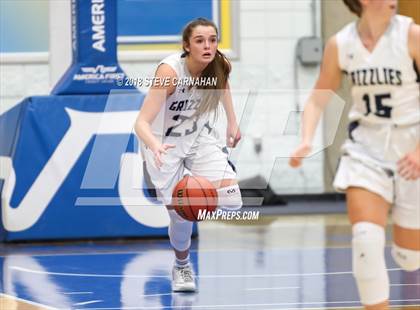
[{"xmin": 172, "ymin": 175, "xmax": 218, "ymax": 221}]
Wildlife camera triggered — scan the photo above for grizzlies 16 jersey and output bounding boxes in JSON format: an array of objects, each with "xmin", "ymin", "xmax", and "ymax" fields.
[{"xmin": 336, "ymin": 15, "xmax": 419, "ymax": 126}]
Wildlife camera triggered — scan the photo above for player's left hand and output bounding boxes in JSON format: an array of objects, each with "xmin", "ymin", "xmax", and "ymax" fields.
[
  {"xmin": 289, "ymin": 142, "xmax": 312, "ymax": 168},
  {"xmin": 226, "ymin": 122, "xmax": 241, "ymax": 148},
  {"xmin": 397, "ymin": 147, "xmax": 420, "ymax": 180}
]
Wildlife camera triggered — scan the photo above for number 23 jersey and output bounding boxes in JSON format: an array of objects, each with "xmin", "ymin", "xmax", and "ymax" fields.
[
  {"xmin": 151, "ymin": 53, "xmax": 213, "ymax": 146},
  {"xmin": 336, "ymin": 15, "xmax": 419, "ymax": 126}
]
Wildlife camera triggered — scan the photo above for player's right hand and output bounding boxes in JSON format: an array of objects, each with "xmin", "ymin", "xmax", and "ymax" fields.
[
  {"xmin": 289, "ymin": 143, "xmax": 312, "ymax": 168},
  {"xmin": 152, "ymin": 143, "xmax": 175, "ymax": 168},
  {"xmin": 397, "ymin": 147, "xmax": 420, "ymax": 180}
]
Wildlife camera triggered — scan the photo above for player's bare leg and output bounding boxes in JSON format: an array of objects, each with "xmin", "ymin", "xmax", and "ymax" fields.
[
  {"xmin": 392, "ymin": 225, "xmax": 420, "ymax": 274},
  {"xmin": 394, "ymin": 225, "xmax": 420, "ymax": 252},
  {"xmin": 211, "ymin": 178, "xmax": 237, "ymax": 188}
]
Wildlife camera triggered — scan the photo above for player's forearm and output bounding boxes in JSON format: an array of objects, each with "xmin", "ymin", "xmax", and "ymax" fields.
[
  {"xmin": 221, "ymin": 89, "xmax": 237, "ymax": 124},
  {"xmin": 223, "ymin": 102, "xmax": 237, "ymax": 124},
  {"xmin": 301, "ymin": 98, "xmax": 325, "ymax": 145},
  {"xmin": 414, "ymin": 143, "xmax": 420, "ymax": 157},
  {"xmin": 135, "ymin": 120, "xmax": 161, "ymax": 152}
]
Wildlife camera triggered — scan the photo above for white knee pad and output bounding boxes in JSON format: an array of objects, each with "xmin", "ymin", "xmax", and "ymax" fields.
[
  {"xmin": 168, "ymin": 210, "xmax": 193, "ymax": 252},
  {"xmin": 392, "ymin": 243, "xmax": 420, "ymax": 272},
  {"xmin": 352, "ymin": 222, "xmax": 389, "ymax": 305},
  {"xmin": 217, "ymin": 184, "xmax": 242, "ymax": 210}
]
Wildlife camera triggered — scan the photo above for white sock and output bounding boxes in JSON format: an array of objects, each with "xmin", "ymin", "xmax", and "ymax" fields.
[{"xmin": 175, "ymin": 255, "xmax": 190, "ymax": 267}]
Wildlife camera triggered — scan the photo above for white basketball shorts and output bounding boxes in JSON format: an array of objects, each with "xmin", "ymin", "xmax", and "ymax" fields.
[
  {"xmin": 334, "ymin": 121, "xmax": 420, "ymax": 229},
  {"xmin": 142, "ymin": 127, "xmax": 237, "ymax": 206}
]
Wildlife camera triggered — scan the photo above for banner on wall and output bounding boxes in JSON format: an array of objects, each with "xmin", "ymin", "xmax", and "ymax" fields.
[
  {"xmin": 52, "ymin": 0, "xmax": 134, "ymax": 95},
  {"xmin": 0, "ymin": 92, "xmax": 202, "ymax": 241}
]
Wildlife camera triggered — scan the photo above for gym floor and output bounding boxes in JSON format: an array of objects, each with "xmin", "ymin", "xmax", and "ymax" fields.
[{"xmin": 1, "ymin": 211, "xmax": 419, "ymax": 310}]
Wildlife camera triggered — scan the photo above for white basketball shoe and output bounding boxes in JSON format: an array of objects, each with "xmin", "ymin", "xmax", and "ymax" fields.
[{"xmin": 172, "ymin": 264, "xmax": 196, "ymax": 292}]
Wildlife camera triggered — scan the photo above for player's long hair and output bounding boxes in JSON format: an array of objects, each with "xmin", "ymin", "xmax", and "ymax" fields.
[
  {"xmin": 343, "ymin": 0, "xmax": 362, "ymax": 17},
  {"xmin": 182, "ymin": 18, "xmax": 231, "ymax": 117}
]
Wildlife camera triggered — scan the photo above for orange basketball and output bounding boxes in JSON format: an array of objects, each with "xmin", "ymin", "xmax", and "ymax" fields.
[{"xmin": 172, "ymin": 175, "xmax": 218, "ymax": 221}]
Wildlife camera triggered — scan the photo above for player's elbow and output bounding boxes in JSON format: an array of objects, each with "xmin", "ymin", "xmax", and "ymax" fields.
[
  {"xmin": 307, "ymin": 89, "xmax": 332, "ymax": 111},
  {"xmin": 314, "ymin": 73, "xmax": 341, "ymax": 92}
]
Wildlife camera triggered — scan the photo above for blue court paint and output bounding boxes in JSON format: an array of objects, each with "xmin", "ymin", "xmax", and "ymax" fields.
[{"xmin": 1, "ymin": 242, "xmax": 419, "ymax": 309}]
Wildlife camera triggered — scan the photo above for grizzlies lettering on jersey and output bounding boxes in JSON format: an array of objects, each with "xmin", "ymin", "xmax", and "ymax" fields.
[
  {"xmin": 169, "ymin": 98, "xmax": 202, "ymax": 112},
  {"xmin": 350, "ymin": 68, "xmax": 402, "ymax": 87},
  {"xmin": 336, "ymin": 15, "xmax": 419, "ymax": 125}
]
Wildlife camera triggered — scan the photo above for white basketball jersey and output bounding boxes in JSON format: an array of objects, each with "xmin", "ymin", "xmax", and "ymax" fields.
[
  {"xmin": 151, "ymin": 53, "xmax": 214, "ymax": 139},
  {"xmin": 336, "ymin": 15, "xmax": 419, "ymax": 126},
  {"xmin": 150, "ymin": 53, "xmax": 215, "ymax": 155}
]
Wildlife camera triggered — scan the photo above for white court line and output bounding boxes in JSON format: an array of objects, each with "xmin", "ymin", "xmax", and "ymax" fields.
[
  {"xmin": 139, "ymin": 293, "xmax": 173, "ymax": 297},
  {"xmin": 246, "ymin": 286, "xmax": 300, "ymax": 291},
  {"xmin": 9, "ymin": 265, "xmax": 403, "ymax": 279},
  {"xmin": 95, "ymin": 283, "xmax": 420, "ymax": 298},
  {"xmin": 260, "ymin": 306, "xmax": 420, "ymax": 310},
  {"xmin": 73, "ymin": 300, "xmax": 103, "ymax": 306},
  {"xmin": 139, "ymin": 292, "xmax": 208, "ymax": 297},
  {"xmin": 248, "ymin": 283, "xmax": 418, "ymax": 291},
  {"xmin": 0, "ymin": 293, "xmax": 58, "ymax": 310},
  {"xmin": 259, "ymin": 306, "xmax": 420, "ymax": 310},
  {"xmin": 75, "ymin": 299, "xmax": 420, "ymax": 310},
  {"xmin": 63, "ymin": 291, "xmax": 93, "ymax": 295},
  {"xmin": 0, "ymin": 244, "xmax": 383, "ymax": 258}
]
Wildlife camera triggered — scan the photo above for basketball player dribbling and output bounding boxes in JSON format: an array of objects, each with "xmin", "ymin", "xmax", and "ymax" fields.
[
  {"xmin": 289, "ymin": 0, "xmax": 419, "ymax": 309},
  {"xmin": 135, "ymin": 18, "xmax": 243, "ymax": 292}
]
